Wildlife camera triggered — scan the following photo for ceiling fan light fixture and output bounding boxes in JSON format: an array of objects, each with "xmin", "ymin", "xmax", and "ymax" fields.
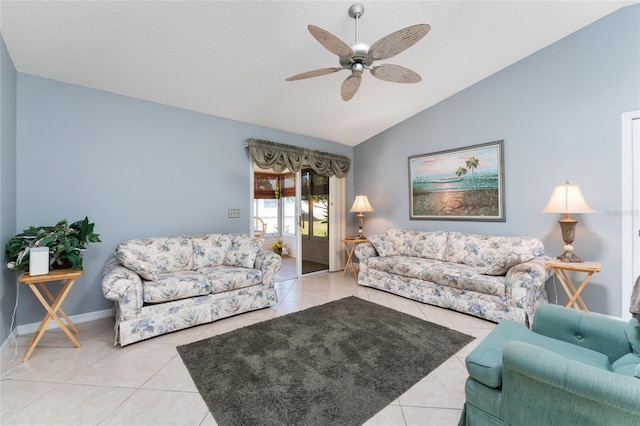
[{"xmin": 285, "ymin": 3, "xmax": 430, "ymax": 101}]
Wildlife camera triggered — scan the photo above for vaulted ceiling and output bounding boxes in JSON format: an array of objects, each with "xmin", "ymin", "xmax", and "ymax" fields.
[{"xmin": 1, "ymin": 1, "xmax": 635, "ymax": 146}]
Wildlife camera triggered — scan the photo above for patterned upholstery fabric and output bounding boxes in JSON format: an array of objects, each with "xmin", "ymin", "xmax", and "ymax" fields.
[
  {"xmin": 102, "ymin": 233, "xmax": 280, "ymax": 346},
  {"xmin": 630, "ymin": 275, "xmax": 640, "ymax": 324},
  {"xmin": 191, "ymin": 233, "xmax": 233, "ymax": 269},
  {"xmin": 224, "ymin": 234, "xmax": 264, "ymax": 268},
  {"xmin": 143, "ymin": 271, "xmax": 211, "ymax": 303},
  {"xmin": 387, "ymin": 229, "xmax": 449, "ymax": 261},
  {"xmin": 444, "ymin": 232, "xmax": 544, "ymax": 275},
  {"xmin": 356, "ymin": 230, "xmax": 552, "ymax": 324}
]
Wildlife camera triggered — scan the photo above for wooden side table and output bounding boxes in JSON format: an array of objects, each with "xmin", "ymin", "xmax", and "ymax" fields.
[
  {"xmin": 18, "ymin": 269, "xmax": 84, "ymax": 361},
  {"xmin": 546, "ymin": 260, "xmax": 602, "ymax": 313},
  {"xmin": 341, "ymin": 237, "xmax": 368, "ymax": 280}
]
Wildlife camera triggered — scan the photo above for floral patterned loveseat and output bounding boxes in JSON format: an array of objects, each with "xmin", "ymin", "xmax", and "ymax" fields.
[
  {"xmin": 101, "ymin": 233, "xmax": 280, "ymax": 346},
  {"xmin": 355, "ymin": 229, "xmax": 552, "ymax": 325}
]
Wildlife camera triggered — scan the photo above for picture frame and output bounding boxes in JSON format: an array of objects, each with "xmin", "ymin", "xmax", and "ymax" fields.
[{"xmin": 408, "ymin": 140, "xmax": 505, "ymax": 221}]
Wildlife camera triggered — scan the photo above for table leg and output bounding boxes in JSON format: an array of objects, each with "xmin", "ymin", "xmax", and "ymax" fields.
[
  {"xmin": 566, "ymin": 272, "xmax": 593, "ymax": 313},
  {"xmin": 23, "ymin": 278, "xmax": 81, "ymax": 362},
  {"xmin": 38, "ymin": 282, "xmax": 79, "ymax": 334},
  {"xmin": 554, "ymin": 269, "xmax": 590, "ymax": 312},
  {"xmin": 342, "ymin": 242, "xmax": 354, "ymax": 277}
]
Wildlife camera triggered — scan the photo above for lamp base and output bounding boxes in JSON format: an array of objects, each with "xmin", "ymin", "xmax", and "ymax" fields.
[
  {"xmin": 356, "ymin": 213, "xmax": 365, "ymax": 240},
  {"xmin": 556, "ymin": 251, "xmax": 584, "ymax": 263},
  {"xmin": 556, "ymin": 219, "xmax": 584, "ymax": 262},
  {"xmin": 556, "ymin": 244, "xmax": 584, "ymax": 263}
]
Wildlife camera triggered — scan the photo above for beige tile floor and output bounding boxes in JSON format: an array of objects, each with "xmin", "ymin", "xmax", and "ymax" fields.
[{"xmin": 1, "ymin": 259, "xmax": 495, "ymax": 426}]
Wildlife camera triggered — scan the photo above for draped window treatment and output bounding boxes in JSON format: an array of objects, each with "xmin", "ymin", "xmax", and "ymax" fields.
[{"xmin": 246, "ymin": 138, "xmax": 351, "ymax": 178}]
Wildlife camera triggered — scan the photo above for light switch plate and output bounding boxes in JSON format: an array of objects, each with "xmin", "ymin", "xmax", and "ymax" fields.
[{"xmin": 228, "ymin": 209, "xmax": 240, "ymax": 218}]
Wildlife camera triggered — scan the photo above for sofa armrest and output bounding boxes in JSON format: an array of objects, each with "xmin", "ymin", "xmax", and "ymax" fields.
[
  {"xmin": 532, "ymin": 303, "xmax": 631, "ymax": 363},
  {"xmin": 501, "ymin": 341, "xmax": 640, "ymax": 425},
  {"xmin": 505, "ymin": 256, "xmax": 553, "ymax": 315},
  {"xmin": 354, "ymin": 242, "xmax": 378, "ymax": 262},
  {"xmin": 101, "ymin": 257, "xmax": 144, "ymax": 319},
  {"xmin": 254, "ymin": 249, "xmax": 281, "ymax": 287}
]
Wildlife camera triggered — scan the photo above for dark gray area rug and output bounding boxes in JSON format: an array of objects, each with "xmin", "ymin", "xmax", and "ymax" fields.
[{"xmin": 177, "ymin": 296, "xmax": 473, "ymax": 426}]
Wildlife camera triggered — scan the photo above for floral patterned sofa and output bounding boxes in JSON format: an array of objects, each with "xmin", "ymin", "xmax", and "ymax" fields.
[
  {"xmin": 101, "ymin": 233, "xmax": 281, "ymax": 346},
  {"xmin": 354, "ymin": 229, "xmax": 552, "ymax": 325}
]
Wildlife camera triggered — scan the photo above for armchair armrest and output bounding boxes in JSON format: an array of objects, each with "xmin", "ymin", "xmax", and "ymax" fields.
[
  {"xmin": 532, "ymin": 303, "xmax": 631, "ymax": 363},
  {"xmin": 502, "ymin": 341, "xmax": 640, "ymax": 426},
  {"xmin": 254, "ymin": 249, "xmax": 281, "ymax": 287},
  {"xmin": 101, "ymin": 257, "xmax": 144, "ymax": 320}
]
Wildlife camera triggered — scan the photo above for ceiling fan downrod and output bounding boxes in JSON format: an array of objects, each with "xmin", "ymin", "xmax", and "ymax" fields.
[{"xmin": 348, "ymin": 3, "xmax": 365, "ymax": 44}]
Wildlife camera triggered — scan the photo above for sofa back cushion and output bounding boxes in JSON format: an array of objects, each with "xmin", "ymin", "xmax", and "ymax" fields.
[
  {"xmin": 192, "ymin": 233, "xmax": 234, "ymax": 269},
  {"xmin": 367, "ymin": 235, "xmax": 398, "ymax": 257},
  {"xmin": 444, "ymin": 232, "xmax": 544, "ymax": 275},
  {"xmin": 383, "ymin": 229, "xmax": 448, "ymax": 260},
  {"xmin": 223, "ymin": 234, "xmax": 264, "ymax": 268},
  {"xmin": 115, "ymin": 236, "xmax": 194, "ymax": 281}
]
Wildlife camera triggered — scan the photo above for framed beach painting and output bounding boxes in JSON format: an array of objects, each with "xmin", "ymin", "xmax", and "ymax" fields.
[{"xmin": 408, "ymin": 140, "xmax": 505, "ymax": 221}]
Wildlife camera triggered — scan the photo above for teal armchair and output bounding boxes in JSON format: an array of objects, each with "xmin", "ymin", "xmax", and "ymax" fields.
[{"xmin": 461, "ymin": 303, "xmax": 640, "ymax": 426}]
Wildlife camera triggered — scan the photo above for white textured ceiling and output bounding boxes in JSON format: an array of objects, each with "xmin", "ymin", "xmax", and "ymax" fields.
[{"xmin": 1, "ymin": 1, "xmax": 636, "ymax": 146}]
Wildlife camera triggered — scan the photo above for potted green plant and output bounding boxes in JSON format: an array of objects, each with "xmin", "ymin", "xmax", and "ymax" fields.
[
  {"xmin": 5, "ymin": 217, "xmax": 101, "ymax": 272},
  {"xmin": 271, "ymin": 240, "xmax": 284, "ymax": 255}
]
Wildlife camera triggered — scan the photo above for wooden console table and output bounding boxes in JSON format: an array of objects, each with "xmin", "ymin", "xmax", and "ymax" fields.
[
  {"xmin": 18, "ymin": 269, "xmax": 83, "ymax": 361},
  {"xmin": 546, "ymin": 260, "xmax": 602, "ymax": 313}
]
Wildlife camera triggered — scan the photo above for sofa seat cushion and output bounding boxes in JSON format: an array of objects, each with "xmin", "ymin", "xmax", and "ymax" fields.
[
  {"xmin": 143, "ymin": 271, "xmax": 211, "ymax": 303},
  {"xmin": 466, "ymin": 320, "xmax": 611, "ymax": 389},
  {"xmin": 366, "ymin": 256, "xmax": 506, "ymax": 297},
  {"xmin": 198, "ymin": 266, "xmax": 263, "ymax": 294},
  {"xmin": 612, "ymin": 353, "xmax": 640, "ymax": 378}
]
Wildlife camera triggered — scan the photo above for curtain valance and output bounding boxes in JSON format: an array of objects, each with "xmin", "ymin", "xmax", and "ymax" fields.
[{"xmin": 246, "ymin": 138, "xmax": 351, "ymax": 178}]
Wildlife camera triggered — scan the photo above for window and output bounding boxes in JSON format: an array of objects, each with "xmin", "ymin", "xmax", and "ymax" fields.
[{"xmin": 254, "ymin": 172, "xmax": 295, "ymax": 236}]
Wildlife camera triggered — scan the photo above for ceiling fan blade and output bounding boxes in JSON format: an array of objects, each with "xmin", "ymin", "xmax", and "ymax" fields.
[
  {"xmin": 371, "ymin": 64, "xmax": 422, "ymax": 84},
  {"xmin": 368, "ymin": 23, "xmax": 431, "ymax": 62},
  {"xmin": 308, "ymin": 25, "xmax": 352, "ymax": 57},
  {"xmin": 341, "ymin": 73, "xmax": 362, "ymax": 101},
  {"xmin": 285, "ymin": 67, "xmax": 343, "ymax": 81}
]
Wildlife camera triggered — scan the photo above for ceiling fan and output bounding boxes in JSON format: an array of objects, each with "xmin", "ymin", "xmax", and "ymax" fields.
[{"xmin": 285, "ymin": 3, "xmax": 431, "ymax": 101}]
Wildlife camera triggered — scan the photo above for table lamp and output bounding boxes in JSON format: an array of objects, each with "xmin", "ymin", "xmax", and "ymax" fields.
[
  {"xmin": 541, "ymin": 180, "xmax": 594, "ymax": 262},
  {"xmin": 350, "ymin": 195, "xmax": 374, "ymax": 238}
]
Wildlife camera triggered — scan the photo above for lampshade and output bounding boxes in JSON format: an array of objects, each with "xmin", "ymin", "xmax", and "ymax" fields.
[
  {"xmin": 350, "ymin": 195, "xmax": 374, "ymax": 213},
  {"xmin": 541, "ymin": 181, "xmax": 595, "ymax": 214}
]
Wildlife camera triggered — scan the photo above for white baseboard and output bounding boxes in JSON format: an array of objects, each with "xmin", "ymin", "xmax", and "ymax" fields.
[
  {"xmin": 1, "ymin": 325, "xmax": 19, "ymax": 354},
  {"xmin": 14, "ymin": 309, "xmax": 113, "ymax": 336}
]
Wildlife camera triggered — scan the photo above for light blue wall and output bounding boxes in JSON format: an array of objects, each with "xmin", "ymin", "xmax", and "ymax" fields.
[
  {"xmin": 353, "ymin": 5, "xmax": 640, "ymax": 316},
  {"xmin": 15, "ymin": 75, "xmax": 353, "ymax": 326},
  {"xmin": 0, "ymin": 35, "xmax": 18, "ymax": 345}
]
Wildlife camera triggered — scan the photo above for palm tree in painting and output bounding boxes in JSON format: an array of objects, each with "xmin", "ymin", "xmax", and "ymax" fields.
[
  {"xmin": 455, "ymin": 166, "xmax": 467, "ymax": 178},
  {"xmin": 466, "ymin": 156, "xmax": 480, "ymax": 190}
]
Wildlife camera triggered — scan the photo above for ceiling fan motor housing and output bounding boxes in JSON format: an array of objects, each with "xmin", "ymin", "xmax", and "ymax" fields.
[{"xmin": 339, "ymin": 42, "xmax": 370, "ymax": 70}]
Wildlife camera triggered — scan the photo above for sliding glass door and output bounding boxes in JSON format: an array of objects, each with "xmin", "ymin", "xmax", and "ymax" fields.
[{"xmin": 300, "ymin": 168, "xmax": 329, "ymax": 274}]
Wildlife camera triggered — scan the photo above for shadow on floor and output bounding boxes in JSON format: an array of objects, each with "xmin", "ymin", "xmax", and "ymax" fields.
[{"xmin": 275, "ymin": 257, "xmax": 329, "ymax": 281}]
